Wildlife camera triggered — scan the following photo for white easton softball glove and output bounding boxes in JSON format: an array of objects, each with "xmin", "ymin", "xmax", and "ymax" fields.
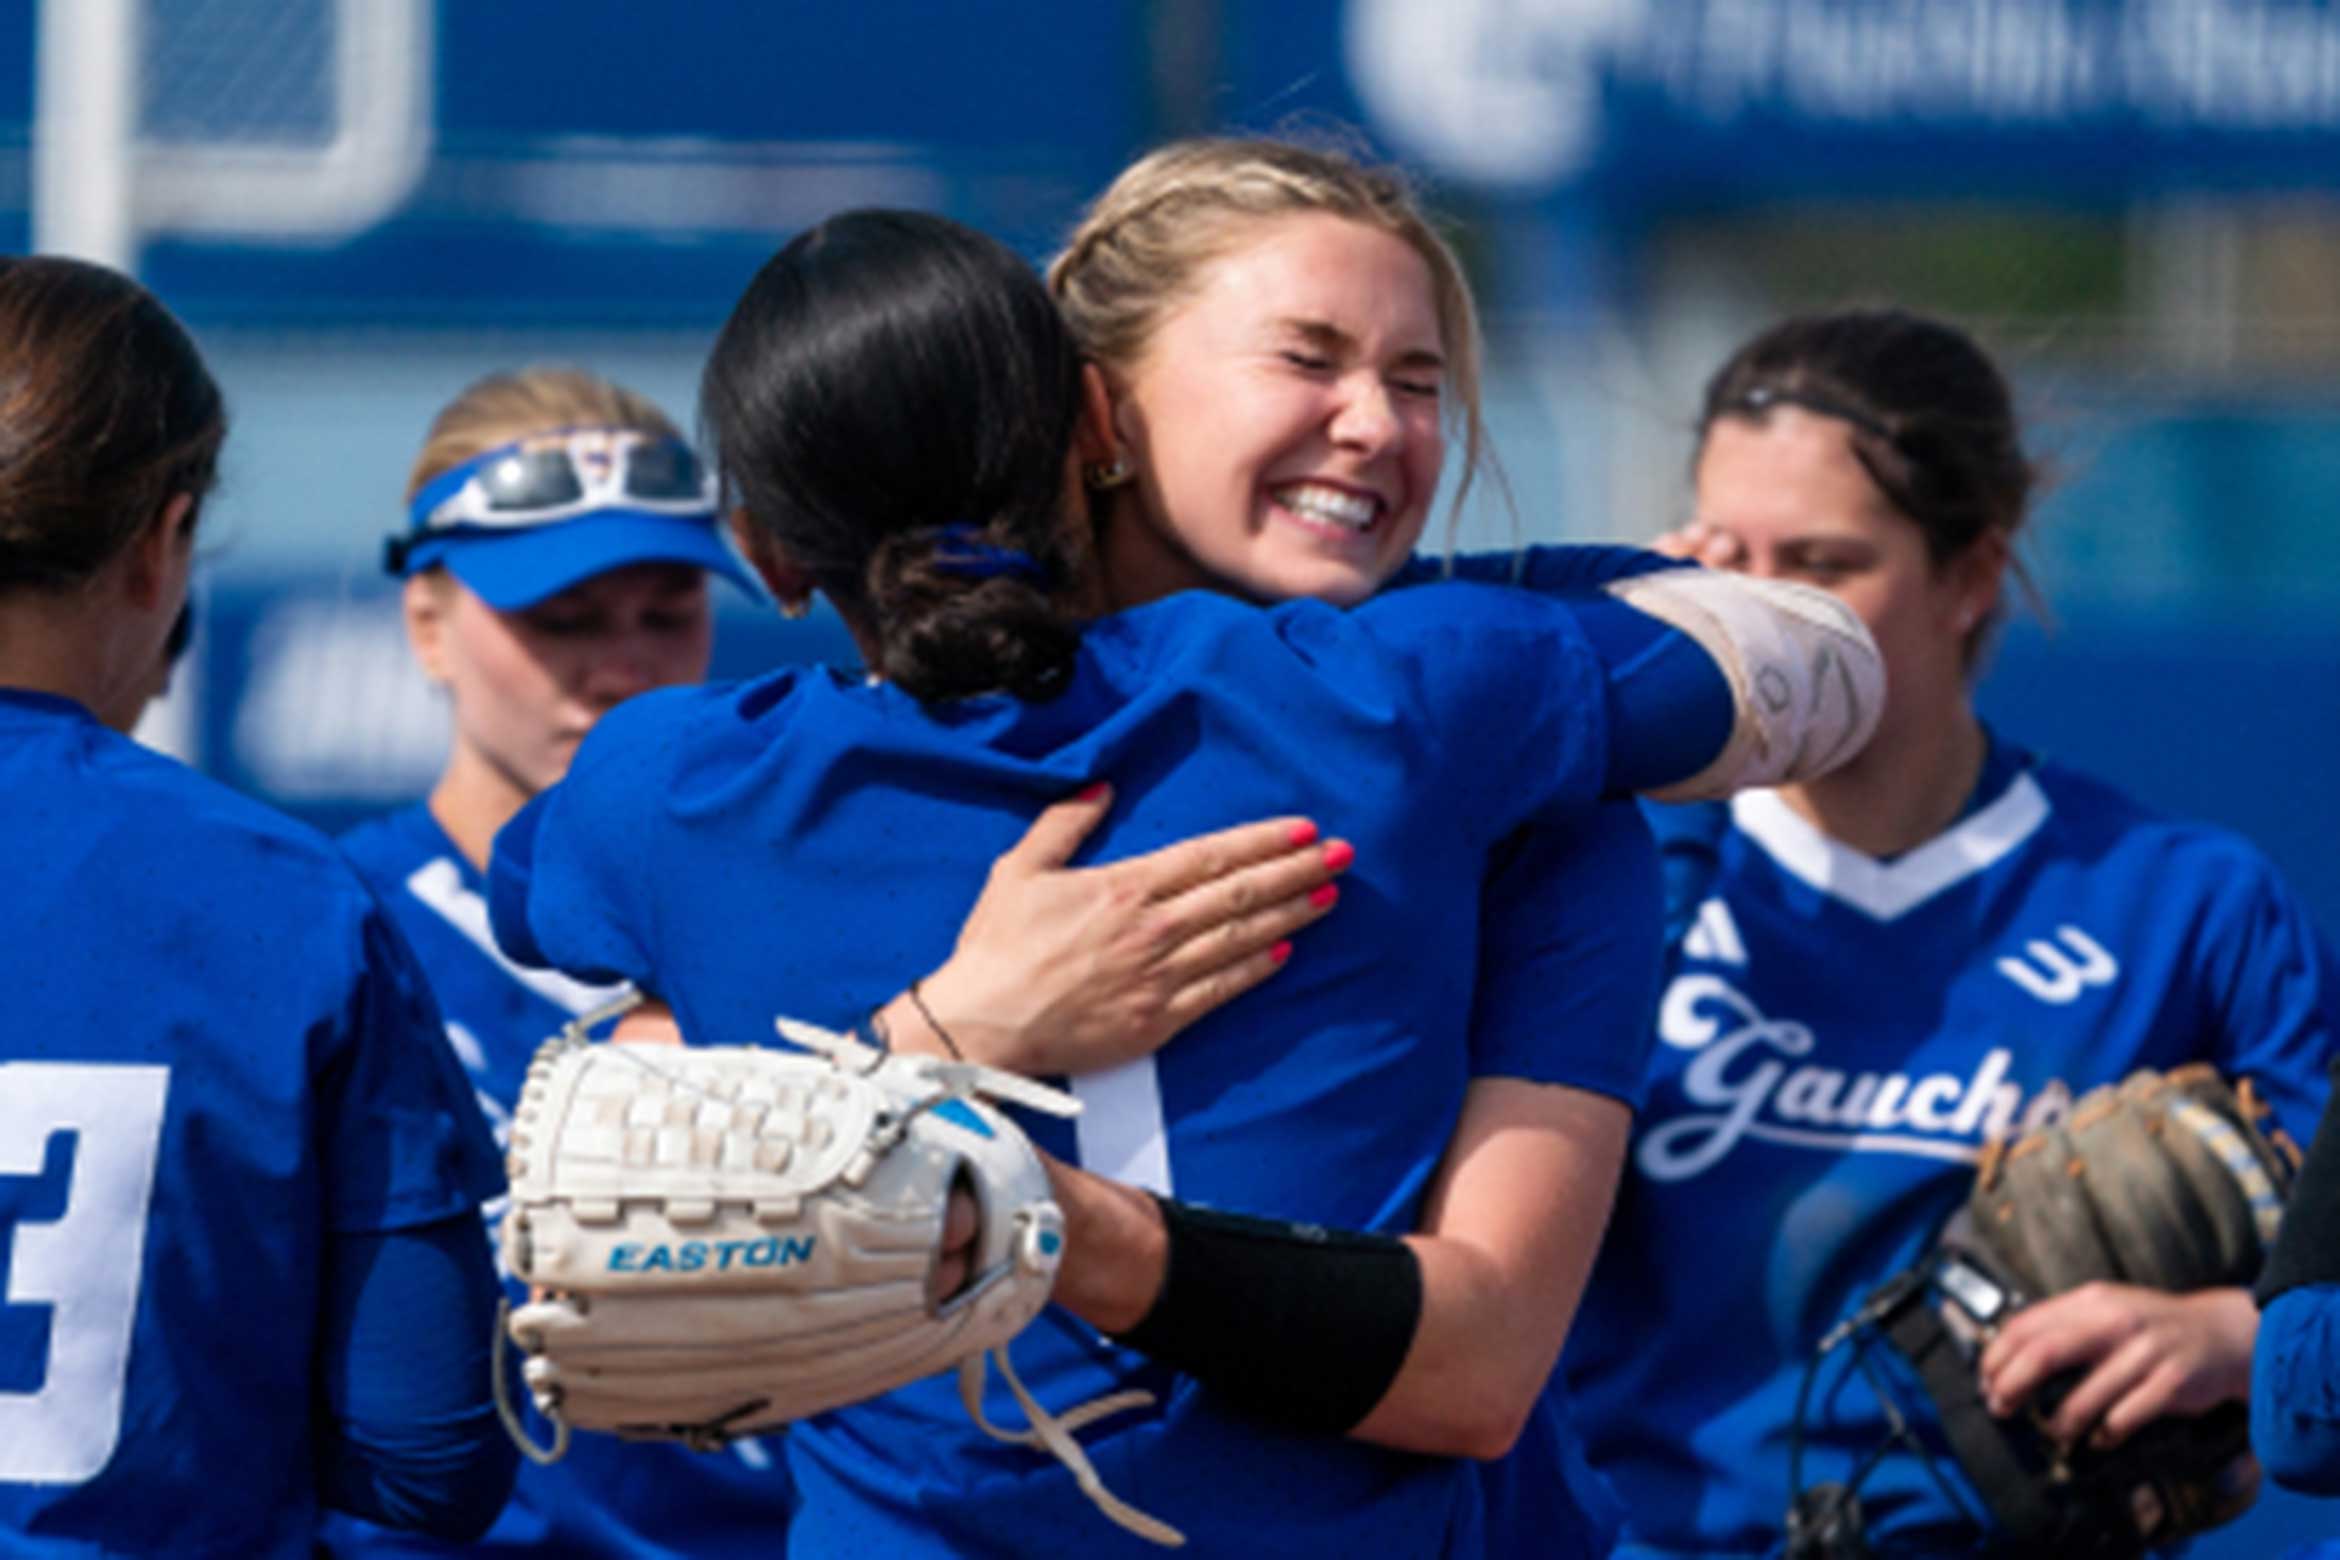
[{"xmin": 496, "ymin": 1013, "xmax": 1182, "ymax": 1546}]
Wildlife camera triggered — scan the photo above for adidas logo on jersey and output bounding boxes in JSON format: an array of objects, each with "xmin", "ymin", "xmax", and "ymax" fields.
[
  {"xmin": 1640, "ymin": 972, "xmax": 2073, "ymax": 1181},
  {"xmin": 1682, "ymin": 899, "xmax": 1746, "ymax": 965}
]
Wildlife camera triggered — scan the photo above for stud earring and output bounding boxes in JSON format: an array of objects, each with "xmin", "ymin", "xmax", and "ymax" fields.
[{"xmin": 1084, "ymin": 457, "xmax": 1134, "ymax": 492}]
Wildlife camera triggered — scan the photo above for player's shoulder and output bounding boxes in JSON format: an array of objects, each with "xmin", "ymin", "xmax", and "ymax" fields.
[
  {"xmin": 1076, "ymin": 591, "xmax": 1367, "ymax": 706},
  {"xmin": 2030, "ymin": 754, "xmax": 2279, "ymax": 879},
  {"xmin": 590, "ymin": 678, "xmax": 738, "ymax": 745},
  {"xmin": 338, "ymin": 800, "xmax": 443, "ymax": 888},
  {"xmin": 1100, "ymin": 584, "xmax": 1575, "ymax": 687},
  {"xmin": 92, "ymin": 729, "xmax": 380, "ymax": 906},
  {"xmin": 1093, "ymin": 587, "xmax": 1310, "ymax": 658},
  {"xmin": 542, "ymin": 675, "xmax": 846, "ymax": 853},
  {"xmin": 563, "ymin": 678, "xmax": 765, "ymax": 793}
]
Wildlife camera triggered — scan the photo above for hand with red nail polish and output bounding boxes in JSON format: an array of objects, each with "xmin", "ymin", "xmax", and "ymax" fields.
[{"xmin": 900, "ymin": 788, "xmax": 1350, "ymax": 1076}]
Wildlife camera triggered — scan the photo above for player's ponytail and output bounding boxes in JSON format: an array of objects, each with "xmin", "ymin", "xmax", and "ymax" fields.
[
  {"xmin": 863, "ymin": 519, "xmax": 1084, "ymax": 702},
  {"xmin": 703, "ymin": 209, "xmax": 1089, "ymax": 703},
  {"xmin": 0, "ymin": 257, "xmax": 225, "ymax": 591}
]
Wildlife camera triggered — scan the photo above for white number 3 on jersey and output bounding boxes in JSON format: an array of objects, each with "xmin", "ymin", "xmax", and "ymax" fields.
[{"xmin": 0, "ymin": 1064, "xmax": 169, "ymax": 1484}]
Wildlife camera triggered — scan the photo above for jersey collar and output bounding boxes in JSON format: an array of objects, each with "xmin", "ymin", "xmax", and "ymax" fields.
[{"xmin": 1728, "ymin": 771, "xmax": 2051, "ymax": 921}]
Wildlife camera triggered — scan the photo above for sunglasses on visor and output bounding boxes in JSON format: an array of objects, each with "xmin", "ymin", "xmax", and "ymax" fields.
[{"xmin": 407, "ymin": 428, "xmax": 715, "ymax": 534}]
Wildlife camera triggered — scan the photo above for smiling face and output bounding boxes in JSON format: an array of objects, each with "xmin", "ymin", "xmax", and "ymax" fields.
[
  {"xmin": 1692, "ymin": 407, "xmax": 2005, "ymax": 768},
  {"xmin": 409, "ymin": 560, "xmax": 713, "ymax": 801},
  {"xmin": 1099, "ymin": 213, "xmax": 1447, "ymax": 608}
]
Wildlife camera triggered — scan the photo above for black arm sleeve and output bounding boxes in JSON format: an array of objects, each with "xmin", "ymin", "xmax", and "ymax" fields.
[{"xmin": 1110, "ymin": 1198, "xmax": 1423, "ymax": 1435}]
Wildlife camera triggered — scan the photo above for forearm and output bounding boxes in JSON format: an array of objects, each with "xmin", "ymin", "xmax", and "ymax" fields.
[
  {"xmin": 1351, "ymin": 1085, "xmax": 1628, "ymax": 1458},
  {"xmin": 1046, "ymin": 1081, "xmax": 1627, "ymax": 1461},
  {"xmin": 1041, "ymin": 1150, "xmax": 1171, "ymax": 1335},
  {"xmin": 1347, "ymin": 1229, "xmax": 1595, "ymax": 1459}
]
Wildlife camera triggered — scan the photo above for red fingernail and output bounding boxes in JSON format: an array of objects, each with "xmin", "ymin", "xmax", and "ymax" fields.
[
  {"xmin": 1287, "ymin": 820, "xmax": 1319, "ymax": 847},
  {"xmin": 1322, "ymin": 840, "xmax": 1355, "ymax": 871},
  {"xmin": 1270, "ymin": 940, "xmax": 1292, "ymax": 964},
  {"xmin": 1078, "ymin": 782, "xmax": 1108, "ymax": 801},
  {"xmin": 1309, "ymin": 884, "xmax": 1339, "ymax": 908}
]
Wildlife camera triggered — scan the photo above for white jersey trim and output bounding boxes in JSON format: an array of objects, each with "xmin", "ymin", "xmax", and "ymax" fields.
[
  {"xmin": 404, "ymin": 855, "xmax": 632, "ymax": 1017},
  {"xmin": 1729, "ymin": 773, "xmax": 2052, "ymax": 921}
]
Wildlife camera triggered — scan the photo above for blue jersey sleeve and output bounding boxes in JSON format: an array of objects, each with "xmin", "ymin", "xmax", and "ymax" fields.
[
  {"xmin": 317, "ymin": 1214, "xmax": 517, "ymax": 1536},
  {"xmin": 1337, "ymin": 582, "xmax": 1615, "ymax": 822},
  {"xmin": 1389, "ymin": 550, "xmax": 1730, "ymax": 797},
  {"xmin": 1394, "ymin": 544, "xmax": 1688, "ymax": 594},
  {"xmin": 487, "ymin": 726, "xmax": 663, "ymax": 990},
  {"xmin": 485, "ymin": 791, "xmax": 558, "ymax": 971},
  {"xmin": 2188, "ymin": 841, "xmax": 2340, "ymax": 1147},
  {"xmin": 2253, "ymin": 1284, "xmax": 2340, "ymax": 1496},
  {"xmin": 1470, "ymin": 800, "xmax": 1662, "ymax": 1104},
  {"xmin": 319, "ymin": 905, "xmax": 506, "ymax": 1233}
]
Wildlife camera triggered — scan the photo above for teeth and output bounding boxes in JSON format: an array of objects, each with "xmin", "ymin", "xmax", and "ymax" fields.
[{"xmin": 1275, "ymin": 483, "xmax": 1379, "ymax": 531}]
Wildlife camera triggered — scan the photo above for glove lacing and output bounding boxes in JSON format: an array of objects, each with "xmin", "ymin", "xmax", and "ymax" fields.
[{"xmin": 959, "ymin": 1347, "xmax": 1183, "ymax": 1546}]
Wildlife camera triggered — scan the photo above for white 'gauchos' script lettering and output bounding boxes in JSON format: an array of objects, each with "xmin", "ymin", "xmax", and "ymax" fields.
[{"xmin": 1640, "ymin": 974, "xmax": 2071, "ymax": 1181}]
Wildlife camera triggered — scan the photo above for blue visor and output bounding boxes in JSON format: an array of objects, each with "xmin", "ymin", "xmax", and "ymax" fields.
[{"xmin": 394, "ymin": 508, "xmax": 763, "ymax": 610}]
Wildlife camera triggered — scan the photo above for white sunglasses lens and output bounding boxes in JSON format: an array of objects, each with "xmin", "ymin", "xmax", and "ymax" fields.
[{"xmin": 476, "ymin": 449, "xmax": 586, "ymax": 512}]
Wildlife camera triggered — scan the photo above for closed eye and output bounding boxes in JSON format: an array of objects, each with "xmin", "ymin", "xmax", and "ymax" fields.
[
  {"xmin": 1784, "ymin": 555, "xmax": 1861, "ymax": 584},
  {"xmin": 525, "ymin": 614, "xmax": 604, "ymax": 638}
]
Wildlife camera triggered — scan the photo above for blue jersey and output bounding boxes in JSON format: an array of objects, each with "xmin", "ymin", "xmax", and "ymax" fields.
[
  {"xmin": 0, "ymin": 691, "xmax": 502, "ymax": 1558},
  {"xmin": 325, "ymin": 802, "xmax": 796, "ymax": 1558},
  {"xmin": 1458, "ymin": 803, "xmax": 1658, "ymax": 1560},
  {"xmin": 1567, "ymin": 736, "xmax": 2340, "ymax": 1556},
  {"xmin": 1472, "ymin": 798, "xmax": 1662, "ymax": 1111},
  {"xmin": 1424, "ymin": 544, "xmax": 1682, "ymax": 1555},
  {"xmin": 2255, "ymin": 1284, "xmax": 2340, "ymax": 1499},
  {"xmin": 493, "ymin": 585, "xmax": 1634, "ymax": 1558},
  {"xmin": 1427, "ymin": 545, "xmax": 1679, "ymax": 1091}
]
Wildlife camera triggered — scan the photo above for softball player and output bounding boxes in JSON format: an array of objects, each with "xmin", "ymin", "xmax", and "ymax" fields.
[
  {"xmin": 1042, "ymin": 135, "xmax": 1868, "ymax": 1553},
  {"xmin": 490, "ymin": 207, "xmax": 1686, "ymax": 1558},
  {"xmin": 322, "ymin": 368, "xmax": 799, "ymax": 1560},
  {"xmin": 329, "ymin": 367, "xmax": 1350, "ymax": 1558},
  {"xmin": 1563, "ymin": 308, "xmax": 2340, "ymax": 1555},
  {"xmin": 0, "ymin": 259, "xmax": 512, "ymax": 1555}
]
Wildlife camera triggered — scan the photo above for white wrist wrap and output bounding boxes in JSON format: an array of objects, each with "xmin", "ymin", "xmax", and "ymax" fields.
[{"xmin": 1605, "ymin": 568, "xmax": 1885, "ymax": 801}]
